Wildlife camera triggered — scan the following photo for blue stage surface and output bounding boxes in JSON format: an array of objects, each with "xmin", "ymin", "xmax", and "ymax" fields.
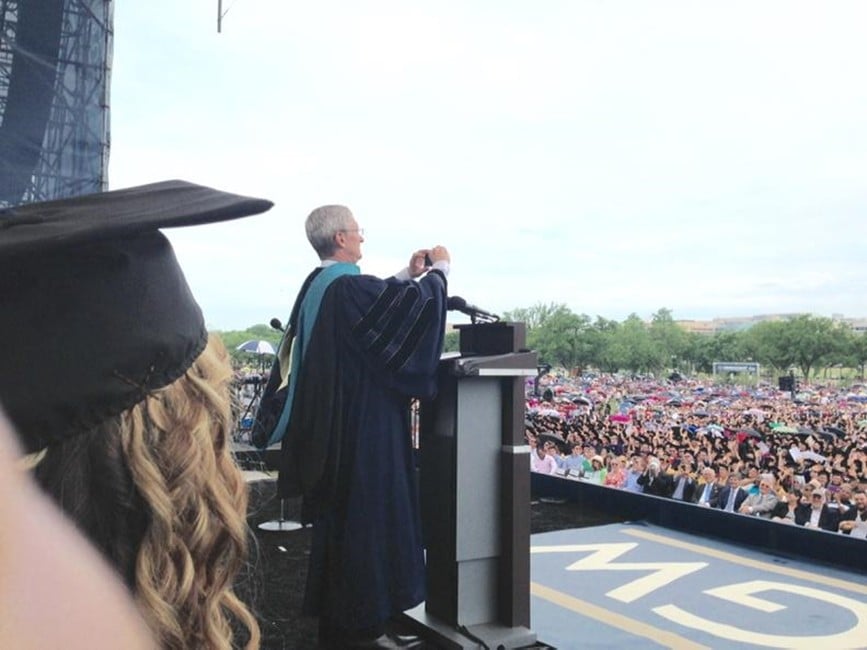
[{"xmin": 530, "ymin": 522, "xmax": 867, "ymax": 650}]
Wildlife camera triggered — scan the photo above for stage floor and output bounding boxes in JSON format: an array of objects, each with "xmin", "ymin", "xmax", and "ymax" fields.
[
  {"xmin": 529, "ymin": 522, "xmax": 867, "ymax": 650},
  {"xmin": 245, "ymin": 481, "xmax": 867, "ymax": 649}
]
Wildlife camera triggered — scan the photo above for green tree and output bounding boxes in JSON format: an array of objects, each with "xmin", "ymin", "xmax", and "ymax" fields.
[
  {"xmin": 849, "ymin": 331, "xmax": 867, "ymax": 380},
  {"xmin": 532, "ymin": 307, "xmax": 592, "ymax": 368},
  {"xmin": 686, "ymin": 330, "xmax": 748, "ymax": 374},
  {"xmin": 784, "ymin": 315, "xmax": 844, "ymax": 380},
  {"xmin": 443, "ymin": 329, "xmax": 460, "ymax": 353},
  {"xmin": 584, "ymin": 317, "xmax": 621, "ymax": 373},
  {"xmin": 502, "ymin": 303, "xmax": 564, "ymax": 331},
  {"xmin": 649, "ymin": 308, "xmax": 688, "ymax": 370},
  {"xmin": 611, "ymin": 313, "xmax": 660, "ymax": 374},
  {"xmin": 745, "ymin": 315, "xmax": 842, "ymax": 380},
  {"xmin": 744, "ymin": 320, "xmax": 795, "ymax": 374}
]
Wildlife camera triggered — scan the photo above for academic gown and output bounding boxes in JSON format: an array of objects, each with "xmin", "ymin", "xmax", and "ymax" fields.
[{"xmin": 278, "ymin": 269, "xmax": 447, "ymax": 632}]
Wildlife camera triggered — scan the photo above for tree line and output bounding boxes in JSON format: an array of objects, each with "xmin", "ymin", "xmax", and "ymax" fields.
[{"xmin": 487, "ymin": 304, "xmax": 867, "ymax": 381}]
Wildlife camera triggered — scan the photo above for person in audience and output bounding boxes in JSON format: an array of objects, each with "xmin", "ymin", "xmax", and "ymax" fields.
[
  {"xmin": 799, "ymin": 480, "xmax": 820, "ymax": 505},
  {"xmin": 580, "ymin": 444, "xmax": 597, "ymax": 473},
  {"xmin": 670, "ymin": 462, "xmax": 697, "ymax": 502},
  {"xmin": 604, "ymin": 456, "xmax": 627, "ymax": 487},
  {"xmin": 838, "ymin": 488, "xmax": 867, "ymax": 538},
  {"xmin": 0, "ymin": 182, "xmax": 271, "ymax": 649},
  {"xmin": 815, "ymin": 469, "xmax": 830, "ymax": 490},
  {"xmin": 828, "ymin": 482, "xmax": 854, "ymax": 518},
  {"xmin": 583, "ymin": 455, "xmax": 608, "ymax": 484},
  {"xmin": 771, "ymin": 489, "xmax": 801, "ymax": 523},
  {"xmin": 796, "ymin": 488, "xmax": 841, "ymax": 532},
  {"xmin": 622, "ymin": 455, "xmax": 646, "ymax": 493},
  {"xmin": 717, "ymin": 472, "xmax": 748, "ymax": 513},
  {"xmin": 715, "ymin": 465, "xmax": 731, "ymax": 491},
  {"xmin": 827, "ymin": 471, "xmax": 845, "ymax": 496},
  {"xmin": 638, "ymin": 458, "xmax": 674, "ymax": 497},
  {"xmin": 693, "ymin": 467, "xmax": 720, "ymax": 507},
  {"xmin": 556, "ymin": 442, "xmax": 587, "ymax": 476},
  {"xmin": 739, "ymin": 475, "xmax": 779, "ymax": 518},
  {"xmin": 739, "ymin": 466, "xmax": 761, "ymax": 496},
  {"xmin": 531, "ymin": 441, "xmax": 558, "ymax": 475}
]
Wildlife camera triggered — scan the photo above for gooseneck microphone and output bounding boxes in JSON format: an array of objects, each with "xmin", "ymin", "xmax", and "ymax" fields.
[{"xmin": 447, "ymin": 296, "xmax": 500, "ymax": 324}]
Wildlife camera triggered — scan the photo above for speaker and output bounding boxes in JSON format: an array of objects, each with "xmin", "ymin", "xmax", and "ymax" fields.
[{"xmin": 778, "ymin": 376, "xmax": 794, "ymax": 391}]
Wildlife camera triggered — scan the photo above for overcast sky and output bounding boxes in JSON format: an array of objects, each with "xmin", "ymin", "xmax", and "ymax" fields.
[{"xmin": 109, "ymin": 1, "xmax": 867, "ymax": 331}]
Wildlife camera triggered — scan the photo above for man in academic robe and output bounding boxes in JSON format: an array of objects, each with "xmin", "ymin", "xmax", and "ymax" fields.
[{"xmin": 272, "ymin": 205, "xmax": 450, "ymax": 649}]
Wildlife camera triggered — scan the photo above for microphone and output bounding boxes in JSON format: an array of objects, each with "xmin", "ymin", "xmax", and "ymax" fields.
[
  {"xmin": 447, "ymin": 296, "xmax": 500, "ymax": 323},
  {"xmin": 269, "ymin": 317, "xmax": 284, "ymax": 331}
]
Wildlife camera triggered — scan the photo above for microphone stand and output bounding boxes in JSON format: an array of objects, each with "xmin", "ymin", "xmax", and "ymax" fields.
[
  {"xmin": 255, "ymin": 315, "xmax": 303, "ymax": 532},
  {"xmin": 258, "ymin": 497, "xmax": 303, "ymax": 532}
]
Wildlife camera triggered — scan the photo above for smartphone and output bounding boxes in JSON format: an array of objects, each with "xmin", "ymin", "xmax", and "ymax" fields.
[{"xmin": 424, "ymin": 253, "xmax": 433, "ymax": 267}]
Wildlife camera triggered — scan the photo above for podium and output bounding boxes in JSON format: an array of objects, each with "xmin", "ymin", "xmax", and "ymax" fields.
[{"xmin": 404, "ymin": 322, "xmax": 538, "ymax": 649}]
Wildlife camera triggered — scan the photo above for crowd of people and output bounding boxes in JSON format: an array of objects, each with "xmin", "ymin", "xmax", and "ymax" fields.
[{"xmin": 527, "ymin": 372, "xmax": 867, "ymax": 538}]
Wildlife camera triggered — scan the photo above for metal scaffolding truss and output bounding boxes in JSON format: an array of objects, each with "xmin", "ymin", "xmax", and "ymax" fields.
[
  {"xmin": 0, "ymin": 0, "xmax": 112, "ymax": 207},
  {"xmin": 29, "ymin": 0, "xmax": 112, "ymax": 202},
  {"xmin": 0, "ymin": 0, "xmax": 20, "ymax": 127}
]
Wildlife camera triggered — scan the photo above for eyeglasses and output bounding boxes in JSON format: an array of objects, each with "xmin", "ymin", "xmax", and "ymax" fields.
[{"xmin": 340, "ymin": 227, "xmax": 365, "ymax": 236}]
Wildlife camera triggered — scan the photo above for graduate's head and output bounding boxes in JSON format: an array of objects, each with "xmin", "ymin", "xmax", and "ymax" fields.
[
  {"xmin": 0, "ymin": 181, "xmax": 271, "ymax": 649},
  {"xmin": 306, "ymin": 204, "xmax": 365, "ymax": 263},
  {"xmin": 0, "ymin": 180, "xmax": 271, "ymax": 451}
]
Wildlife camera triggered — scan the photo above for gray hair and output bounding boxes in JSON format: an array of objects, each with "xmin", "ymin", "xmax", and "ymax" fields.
[{"xmin": 305, "ymin": 205, "xmax": 355, "ymax": 259}]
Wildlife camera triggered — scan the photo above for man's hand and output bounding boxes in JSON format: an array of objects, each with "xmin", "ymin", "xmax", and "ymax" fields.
[
  {"xmin": 408, "ymin": 250, "xmax": 430, "ymax": 278},
  {"xmin": 409, "ymin": 245, "xmax": 450, "ymax": 278},
  {"xmin": 428, "ymin": 245, "xmax": 450, "ymax": 264}
]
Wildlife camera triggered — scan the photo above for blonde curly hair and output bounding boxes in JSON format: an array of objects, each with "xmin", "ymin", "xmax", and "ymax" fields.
[{"xmin": 34, "ymin": 335, "xmax": 260, "ymax": 649}]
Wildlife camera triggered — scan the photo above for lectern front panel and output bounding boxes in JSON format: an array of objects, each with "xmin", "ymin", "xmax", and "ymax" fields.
[{"xmin": 455, "ymin": 378, "xmax": 501, "ymax": 562}]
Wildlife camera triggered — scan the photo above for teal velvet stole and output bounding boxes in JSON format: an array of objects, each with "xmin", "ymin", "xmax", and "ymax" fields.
[{"xmin": 267, "ymin": 262, "xmax": 360, "ymax": 445}]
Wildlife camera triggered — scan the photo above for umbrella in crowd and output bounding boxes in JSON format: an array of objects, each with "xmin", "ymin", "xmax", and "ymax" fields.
[
  {"xmin": 537, "ymin": 432, "xmax": 569, "ymax": 453},
  {"xmin": 533, "ymin": 407, "xmax": 562, "ymax": 419},
  {"xmin": 236, "ymin": 339, "xmax": 276, "ymax": 355}
]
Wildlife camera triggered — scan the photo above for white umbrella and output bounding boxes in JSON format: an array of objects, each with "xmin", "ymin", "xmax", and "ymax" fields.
[{"xmin": 236, "ymin": 339, "xmax": 276, "ymax": 355}]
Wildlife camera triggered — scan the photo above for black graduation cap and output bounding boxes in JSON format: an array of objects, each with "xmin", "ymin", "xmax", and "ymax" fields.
[{"xmin": 0, "ymin": 180, "xmax": 273, "ymax": 453}]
